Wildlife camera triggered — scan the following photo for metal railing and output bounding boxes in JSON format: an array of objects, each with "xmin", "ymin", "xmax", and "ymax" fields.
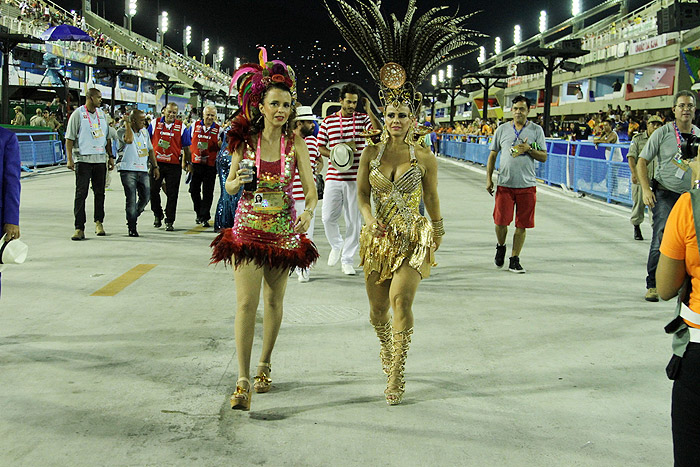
[
  {"xmin": 15, "ymin": 132, "xmax": 65, "ymax": 168},
  {"xmin": 439, "ymin": 135, "xmax": 633, "ymax": 206}
]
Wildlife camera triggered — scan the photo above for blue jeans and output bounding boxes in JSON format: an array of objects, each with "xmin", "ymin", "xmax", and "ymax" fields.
[
  {"xmin": 646, "ymin": 188, "xmax": 682, "ymax": 289},
  {"xmin": 120, "ymin": 171, "xmax": 150, "ymax": 226}
]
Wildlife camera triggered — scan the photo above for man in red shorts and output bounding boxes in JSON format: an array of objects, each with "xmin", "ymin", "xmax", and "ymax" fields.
[{"xmin": 485, "ymin": 95, "xmax": 547, "ymax": 273}]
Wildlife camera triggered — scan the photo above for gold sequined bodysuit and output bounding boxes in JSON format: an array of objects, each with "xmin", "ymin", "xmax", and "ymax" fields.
[{"xmin": 359, "ymin": 144, "xmax": 434, "ymax": 284}]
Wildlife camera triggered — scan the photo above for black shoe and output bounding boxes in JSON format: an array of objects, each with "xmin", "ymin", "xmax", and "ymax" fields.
[
  {"xmin": 195, "ymin": 216, "xmax": 202, "ymax": 224},
  {"xmin": 508, "ymin": 256, "xmax": 526, "ymax": 273},
  {"xmin": 634, "ymin": 225, "xmax": 643, "ymax": 241},
  {"xmin": 495, "ymin": 244, "xmax": 506, "ymax": 268},
  {"xmin": 154, "ymin": 216, "xmax": 162, "ymax": 228},
  {"xmin": 165, "ymin": 223, "xmax": 174, "ymax": 231},
  {"xmin": 128, "ymin": 227, "xmax": 139, "ymax": 237},
  {"xmin": 202, "ymin": 220, "xmax": 211, "ymax": 228}
]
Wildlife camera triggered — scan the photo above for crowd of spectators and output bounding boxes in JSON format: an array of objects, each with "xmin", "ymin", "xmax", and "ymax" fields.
[
  {"xmin": 430, "ymin": 104, "xmax": 676, "ymax": 147},
  {"xmin": 4, "ymin": 0, "xmax": 229, "ymax": 89}
]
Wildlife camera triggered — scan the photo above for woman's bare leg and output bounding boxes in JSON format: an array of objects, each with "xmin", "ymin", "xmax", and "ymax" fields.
[
  {"xmin": 233, "ymin": 262, "xmax": 264, "ymax": 382},
  {"xmin": 258, "ymin": 266, "xmax": 290, "ymax": 366}
]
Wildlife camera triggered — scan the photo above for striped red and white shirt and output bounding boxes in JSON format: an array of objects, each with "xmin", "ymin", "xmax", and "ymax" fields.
[
  {"xmin": 292, "ymin": 135, "xmax": 320, "ymax": 201},
  {"xmin": 317, "ymin": 111, "xmax": 372, "ymax": 182}
]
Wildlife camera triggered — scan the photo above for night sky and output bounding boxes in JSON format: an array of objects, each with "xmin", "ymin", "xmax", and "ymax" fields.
[{"xmin": 55, "ymin": 0, "xmax": 653, "ymax": 102}]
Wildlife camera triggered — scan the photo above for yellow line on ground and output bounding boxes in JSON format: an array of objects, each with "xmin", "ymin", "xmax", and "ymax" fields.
[
  {"xmin": 91, "ymin": 264, "xmax": 157, "ymax": 297},
  {"xmin": 184, "ymin": 225, "xmax": 207, "ymax": 235}
]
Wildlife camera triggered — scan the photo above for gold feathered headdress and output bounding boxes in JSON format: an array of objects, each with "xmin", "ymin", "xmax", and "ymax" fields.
[{"xmin": 324, "ymin": 0, "xmax": 483, "ymax": 114}]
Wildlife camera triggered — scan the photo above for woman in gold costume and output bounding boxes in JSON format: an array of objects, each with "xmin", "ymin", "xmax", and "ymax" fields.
[
  {"xmin": 357, "ymin": 102, "xmax": 443, "ymax": 405},
  {"xmin": 325, "ymin": 0, "xmax": 479, "ymax": 404}
]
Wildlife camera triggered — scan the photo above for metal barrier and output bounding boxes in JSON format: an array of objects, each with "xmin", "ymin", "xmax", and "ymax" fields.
[
  {"xmin": 440, "ymin": 135, "xmax": 633, "ymax": 206},
  {"xmin": 15, "ymin": 132, "xmax": 65, "ymax": 168}
]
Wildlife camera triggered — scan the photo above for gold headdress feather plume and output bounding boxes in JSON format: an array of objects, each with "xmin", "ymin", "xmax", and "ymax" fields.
[{"xmin": 324, "ymin": 0, "xmax": 484, "ymax": 113}]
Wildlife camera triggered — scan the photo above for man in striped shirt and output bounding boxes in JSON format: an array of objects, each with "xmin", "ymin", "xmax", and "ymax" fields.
[
  {"xmin": 292, "ymin": 106, "xmax": 322, "ymax": 282},
  {"xmin": 317, "ymin": 84, "xmax": 380, "ymax": 275}
]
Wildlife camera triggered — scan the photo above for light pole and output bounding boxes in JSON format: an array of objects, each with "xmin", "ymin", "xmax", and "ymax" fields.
[
  {"xmin": 158, "ymin": 11, "xmax": 168, "ymax": 50},
  {"xmin": 201, "ymin": 38, "xmax": 209, "ymax": 65},
  {"xmin": 124, "ymin": 0, "xmax": 136, "ymax": 35},
  {"xmin": 183, "ymin": 25, "xmax": 191, "ymax": 57},
  {"xmin": 572, "ymin": 0, "xmax": 582, "ymax": 33},
  {"xmin": 539, "ymin": 10, "xmax": 547, "ymax": 45},
  {"xmin": 513, "ymin": 25, "xmax": 521, "ymax": 46},
  {"xmin": 433, "ymin": 65, "xmax": 462, "ymax": 127},
  {"xmin": 216, "ymin": 46, "xmax": 224, "ymax": 72},
  {"xmin": 495, "ymin": 36, "xmax": 502, "ymax": 55}
]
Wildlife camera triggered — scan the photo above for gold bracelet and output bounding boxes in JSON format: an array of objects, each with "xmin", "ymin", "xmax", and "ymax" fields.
[
  {"xmin": 432, "ymin": 218, "xmax": 445, "ymax": 237},
  {"xmin": 303, "ymin": 208, "xmax": 314, "ymax": 218}
]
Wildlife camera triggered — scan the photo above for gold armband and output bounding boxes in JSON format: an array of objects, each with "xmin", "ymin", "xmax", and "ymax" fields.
[{"xmin": 432, "ymin": 218, "xmax": 445, "ymax": 237}]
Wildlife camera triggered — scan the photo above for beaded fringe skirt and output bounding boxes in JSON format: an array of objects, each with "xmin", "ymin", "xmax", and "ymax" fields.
[{"xmin": 359, "ymin": 216, "xmax": 435, "ymax": 284}]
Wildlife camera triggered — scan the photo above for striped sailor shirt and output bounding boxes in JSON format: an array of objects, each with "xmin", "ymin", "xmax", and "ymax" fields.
[
  {"xmin": 292, "ymin": 135, "xmax": 320, "ymax": 201},
  {"xmin": 317, "ymin": 111, "xmax": 372, "ymax": 182}
]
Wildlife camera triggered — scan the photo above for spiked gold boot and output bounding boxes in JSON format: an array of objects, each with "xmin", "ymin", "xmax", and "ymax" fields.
[
  {"xmin": 385, "ymin": 327, "xmax": 413, "ymax": 405},
  {"xmin": 372, "ymin": 320, "xmax": 393, "ymax": 375}
]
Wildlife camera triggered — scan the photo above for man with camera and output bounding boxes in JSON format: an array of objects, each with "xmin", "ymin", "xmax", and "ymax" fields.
[{"xmin": 637, "ymin": 90, "xmax": 700, "ymax": 302}]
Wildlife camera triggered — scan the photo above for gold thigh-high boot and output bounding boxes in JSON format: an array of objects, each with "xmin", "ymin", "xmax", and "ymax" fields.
[
  {"xmin": 372, "ymin": 320, "xmax": 393, "ymax": 375},
  {"xmin": 385, "ymin": 327, "xmax": 413, "ymax": 405}
]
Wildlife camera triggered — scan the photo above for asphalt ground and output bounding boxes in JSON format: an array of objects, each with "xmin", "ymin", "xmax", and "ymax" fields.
[{"xmin": 0, "ymin": 157, "xmax": 673, "ymax": 466}]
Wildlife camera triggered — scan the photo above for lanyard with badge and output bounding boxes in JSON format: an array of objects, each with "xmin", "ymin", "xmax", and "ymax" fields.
[
  {"xmin": 510, "ymin": 122, "xmax": 527, "ymax": 156},
  {"xmin": 83, "ymin": 106, "xmax": 103, "ymax": 139},
  {"xmin": 672, "ymin": 122, "xmax": 695, "ymax": 177},
  {"xmin": 136, "ymin": 131, "xmax": 148, "ymax": 158},
  {"xmin": 338, "ymin": 111, "xmax": 357, "ymax": 151},
  {"xmin": 252, "ymin": 136, "xmax": 287, "ymax": 213}
]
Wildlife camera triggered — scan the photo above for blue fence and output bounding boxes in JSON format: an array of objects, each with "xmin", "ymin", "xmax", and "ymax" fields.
[
  {"xmin": 16, "ymin": 131, "xmax": 64, "ymax": 168},
  {"xmin": 439, "ymin": 135, "xmax": 633, "ymax": 206}
]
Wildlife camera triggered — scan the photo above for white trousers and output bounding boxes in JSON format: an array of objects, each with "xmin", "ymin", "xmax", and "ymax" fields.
[
  {"xmin": 294, "ymin": 199, "xmax": 316, "ymax": 241},
  {"xmin": 322, "ymin": 179, "xmax": 361, "ymax": 265}
]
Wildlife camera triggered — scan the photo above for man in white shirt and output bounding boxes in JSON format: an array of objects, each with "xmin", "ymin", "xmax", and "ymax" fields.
[{"xmin": 65, "ymin": 88, "xmax": 114, "ymax": 240}]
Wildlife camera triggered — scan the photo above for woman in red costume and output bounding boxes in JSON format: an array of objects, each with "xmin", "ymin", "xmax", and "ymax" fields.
[{"xmin": 211, "ymin": 48, "xmax": 318, "ymax": 411}]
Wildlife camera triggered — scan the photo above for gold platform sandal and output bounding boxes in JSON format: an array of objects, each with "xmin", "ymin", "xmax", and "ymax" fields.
[
  {"xmin": 385, "ymin": 328, "xmax": 413, "ymax": 405},
  {"xmin": 372, "ymin": 320, "xmax": 393, "ymax": 375},
  {"xmin": 253, "ymin": 362, "xmax": 272, "ymax": 393},
  {"xmin": 230, "ymin": 377, "xmax": 252, "ymax": 411}
]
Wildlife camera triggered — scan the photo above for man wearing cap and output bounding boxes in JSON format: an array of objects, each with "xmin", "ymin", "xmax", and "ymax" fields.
[
  {"xmin": 637, "ymin": 90, "xmax": 700, "ymax": 302},
  {"xmin": 150, "ymin": 102, "xmax": 191, "ymax": 231},
  {"xmin": 292, "ymin": 105, "xmax": 322, "ymax": 282},
  {"xmin": 628, "ymin": 115, "xmax": 663, "ymax": 241},
  {"xmin": 66, "ymin": 88, "xmax": 114, "ymax": 240},
  {"xmin": 317, "ymin": 83, "xmax": 380, "ymax": 275},
  {"xmin": 184, "ymin": 105, "xmax": 222, "ymax": 227},
  {"xmin": 11, "ymin": 106, "xmax": 26, "ymax": 126},
  {"xmin": 0, "ymin": 126, "xmax": 21, "ymax": 296}
]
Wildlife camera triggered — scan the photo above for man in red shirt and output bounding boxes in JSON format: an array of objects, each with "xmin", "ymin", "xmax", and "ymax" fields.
[
  {"xmin": 185, "ymin": 105, "xmax": 221, "ymax": 227},
  {"xmin": 150, "ymin": 102, "xmax": 191, "ymax": 231}
]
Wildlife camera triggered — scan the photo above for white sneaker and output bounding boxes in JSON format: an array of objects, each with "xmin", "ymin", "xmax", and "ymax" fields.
[
  {"xmin": 341, "ymin": 263, "xmax": 356, "ymax": 275},
  {"xmin": 328, "ymin": 248, "xmax": 342, "ymax": 266},
  {"xmin": 298, "ymin": 268, "xmax": 310, "ymax": 282}
]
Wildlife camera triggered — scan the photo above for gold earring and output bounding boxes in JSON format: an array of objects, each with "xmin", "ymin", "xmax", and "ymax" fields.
[
  {"xmin": 379, "ymin": 126, "xmax": 389, "ymax": 144},
  {"xmin": 404, "ymin": 124, "xmax": 416, "ymax": 146}
]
